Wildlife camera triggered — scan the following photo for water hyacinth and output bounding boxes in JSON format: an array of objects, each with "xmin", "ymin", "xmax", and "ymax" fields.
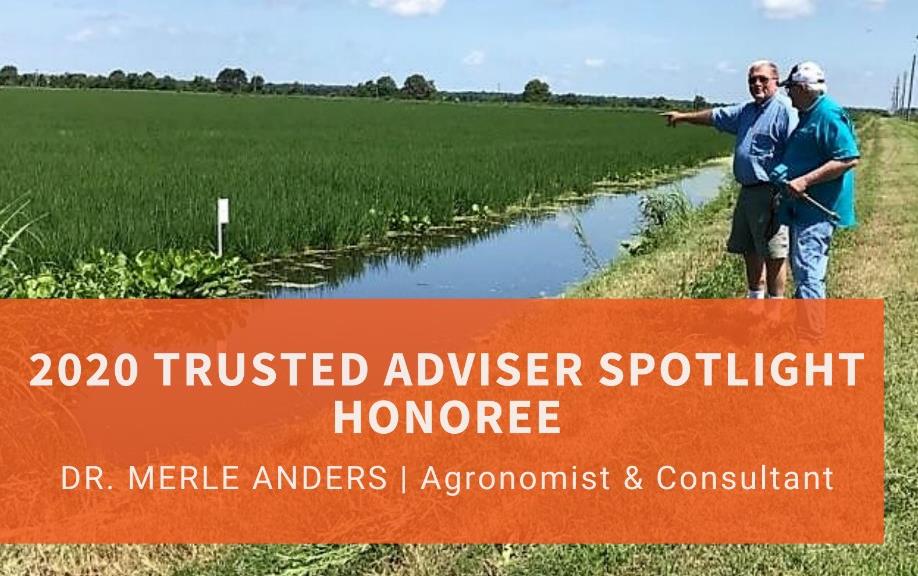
[{"xmin": 0, "ymin": 249, "xmax": 252, "ymax": 299}]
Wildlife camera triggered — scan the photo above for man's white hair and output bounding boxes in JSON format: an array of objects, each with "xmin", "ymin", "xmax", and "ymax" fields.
[
  {"xmin": 802, "ymin": 82, "xmax": 828, "ymax": 94},
  {"xmin": 748, "ymin": 60, "xmax": 779, "ymax": 78}
]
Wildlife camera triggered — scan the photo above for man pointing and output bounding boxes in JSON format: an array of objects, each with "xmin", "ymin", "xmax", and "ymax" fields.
[{"xmin": 662, "ymin": 61, "xmax": 797, "ymax": 299}]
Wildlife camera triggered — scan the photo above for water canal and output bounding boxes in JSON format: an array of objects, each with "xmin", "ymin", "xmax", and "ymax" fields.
[{"xmin": 266, "ymin": 162, "xmax": 729, "ymax": 299}]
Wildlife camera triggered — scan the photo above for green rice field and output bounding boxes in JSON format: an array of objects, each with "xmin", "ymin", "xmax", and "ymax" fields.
[{"xmin": 0, "ymin": 89, "xmax": 730, "ymax": 264}]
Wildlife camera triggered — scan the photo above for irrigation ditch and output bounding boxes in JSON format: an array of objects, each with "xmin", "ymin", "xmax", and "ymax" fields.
[{"xmin": 257, "ymin": 159, "xmax": 730, "ymax": 299}]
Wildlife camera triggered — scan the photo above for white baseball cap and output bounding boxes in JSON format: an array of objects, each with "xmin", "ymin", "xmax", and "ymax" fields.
[{"xmin": 779, "ymin": 61, "xmax": 826, "ymax": 87}]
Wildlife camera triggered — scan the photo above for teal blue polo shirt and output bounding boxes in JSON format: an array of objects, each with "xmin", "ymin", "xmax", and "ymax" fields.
[{"xmin": 772, "ymin": 94, "xmax": 860, "ymax": 228}]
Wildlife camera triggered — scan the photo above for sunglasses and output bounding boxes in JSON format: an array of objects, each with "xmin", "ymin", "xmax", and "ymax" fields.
[{"xmin": 748, "ymin": 76, "xmax": 777, "ymax": 85}]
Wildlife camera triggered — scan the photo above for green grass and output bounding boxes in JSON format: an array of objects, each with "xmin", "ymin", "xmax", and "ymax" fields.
[{"xmin": 0, "ymin": 90, "xmax": 729, "ymax": 266}]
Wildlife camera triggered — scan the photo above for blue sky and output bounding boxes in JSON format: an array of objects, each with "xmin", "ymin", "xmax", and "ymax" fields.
[{"xmin": 1, "ymin": 0, "xmax": 915, "ymax": 107}]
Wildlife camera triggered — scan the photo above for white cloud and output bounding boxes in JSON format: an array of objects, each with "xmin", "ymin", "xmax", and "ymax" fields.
[
  {"xmin": 716, "ymin": 61, "xmax": 737, "ymax": 74},
  {"xmin": 661, "ymin": 63, "xmax": 682, "ymax": 72},
  {"xmin": 864, "ymin": 0, "xmax": 886, "ymax": 9},
  {"xmin": 757, "ymin": 0, "xmax": 815, "ymax": 19},
  {"xmin": 584, "ymin": 58, "xmax": 605, "ymax": 68},
  {"xmin": 66, "ymin": 11, "xmax": 180, "ymax": 43},
  {"xmin": 368, "ymin": 0, "xmax": 445, "ymax": 16},
  {"xmin": 462, "ymin": 50, "xmax": 485, "ymax": 66},
  {"xmin": 82, "ymin": 10, "xmax": 131, "ymax": 24},
  {"xmin": 66, "ymin": 27, "xmax": 96, "ymax": 43}
]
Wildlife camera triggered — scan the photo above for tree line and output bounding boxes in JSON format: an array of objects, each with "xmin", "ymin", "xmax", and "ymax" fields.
[{"xmin": 0, "ymin": 65, "xmax": 712, "ymax": 110}]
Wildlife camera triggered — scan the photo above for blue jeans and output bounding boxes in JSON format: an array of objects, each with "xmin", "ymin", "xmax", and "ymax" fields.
[{"xmin": 791, "ymin": 220, "xmax": 835, "ymax": 299}]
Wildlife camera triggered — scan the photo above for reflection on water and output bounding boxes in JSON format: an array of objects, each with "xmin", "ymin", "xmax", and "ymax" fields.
[{"xmin": 267, "ymin": 164, "xmax": 728, "ymax": 299}]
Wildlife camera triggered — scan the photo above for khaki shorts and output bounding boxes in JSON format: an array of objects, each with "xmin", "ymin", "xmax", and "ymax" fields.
[{"xmin": 727, "ymin": 185, "xmax": 789, "ymax": 259}]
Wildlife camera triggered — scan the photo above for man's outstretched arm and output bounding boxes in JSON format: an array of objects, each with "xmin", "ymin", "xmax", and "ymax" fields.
[{"xmin": 660, "ymin": 109, "xmax": 714, "ymax": 127}]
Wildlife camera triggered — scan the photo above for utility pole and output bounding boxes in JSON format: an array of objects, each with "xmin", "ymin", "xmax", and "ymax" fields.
[
  {"xmin": 909, "ymin": 35, "xmax": 918, "ymax": 121},
  {"xmin": 908, "ymin": 54, "xmax": 916, "ymax": 121},
  {"xmin": 903, "ymin": 71, "xmax": 909, "ymax": 111},
  {"xmin": 895, "ymin": 77, "xmax": 901, "ymax": 113}
]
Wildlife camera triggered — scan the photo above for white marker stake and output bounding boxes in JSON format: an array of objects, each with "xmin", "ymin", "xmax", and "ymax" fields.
[{"xmin": 217, "ymin": 198, "xmax": 230, "ymax": 257}]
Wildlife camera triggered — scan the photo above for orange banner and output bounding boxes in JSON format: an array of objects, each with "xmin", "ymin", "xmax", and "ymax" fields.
[{"xmin": 0, "ymin": 299, "xmax": 883, "ymax": 543}]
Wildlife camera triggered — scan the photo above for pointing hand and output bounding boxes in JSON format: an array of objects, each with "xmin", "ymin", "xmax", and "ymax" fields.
[{"xmin": 660, "ymin": 112, "xmax": 681, "ymax": 127}]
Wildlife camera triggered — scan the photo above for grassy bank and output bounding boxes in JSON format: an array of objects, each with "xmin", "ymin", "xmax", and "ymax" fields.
[{"xmin": 0, "ymin": 90, "xmax": 728, "ymax": 265}]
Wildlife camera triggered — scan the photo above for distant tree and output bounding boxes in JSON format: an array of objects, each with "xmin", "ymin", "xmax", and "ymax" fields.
[
  {"xmin": 87, "ymin": 75, "xmax": 109, "ymax": 89},
  {"xmin": 355, "ymin": 79, "xmax": 377, "ymax": 98},
  {"xmin": 108, "ymin": 69, "xmax": 127, "ymax": 89},
  {"xmin": 126, "ymin": 73, "xmax": 141, "ymax": 90},
  {"xmin": 693, "ymin": 95, "xmax": 708, "ymax": 110},
  {"xmin": 0, "ymin": 65, "xmax": 18, "ymax": 86},
  {"xmin": 556, "ymin": 93, "xmax": 579, "ymax": 106},
  {"xmin": 139, "ymin": 71, "xmax": 157, "ymax": 90},
  {"xmin": 376, "ymin": 75, "xmax": 398, "ymax": 98},
  {"xmin": 250, "ymin": 75, "xmax": 265, "ymax": 93},
  {"xmin": 402, "ymin": 74, "xmax": 436, "ymax": 100},
  {"xmin": 157, "ymin": 75, "xmax": 177, "ymax": 91},
  {"xmin": 216, "ymin": 67, "xmax": 248, "ymax": 92},
  {"xmin": 18, "ymin": 72, "xmax": 36, "ymax": 87},
  {"xmin": 523, "ymin": 78, "xmax": 550, "ymax": 102},
  {"xmin": 65, "ymin": 73, "xmax": 88, "ymax": 89},
  {"xmin": 190, "ymin": 75, "xmax": 213, "ymax": 92}
]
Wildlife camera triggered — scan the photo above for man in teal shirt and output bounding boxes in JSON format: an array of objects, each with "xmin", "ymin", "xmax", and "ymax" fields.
[{"xmin": 771, "ymin": 62, "xmax": 860, "ymax": 299}]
